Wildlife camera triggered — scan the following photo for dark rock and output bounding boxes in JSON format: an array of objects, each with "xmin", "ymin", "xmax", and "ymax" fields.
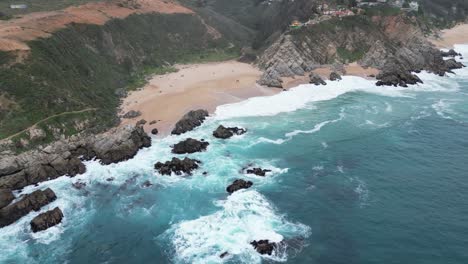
[
  {"xmin": 219, "ymin": 251, "xmax": 229, "ymax": 258},
  {"xmin": 376, "ymin": 60, "xmax": 423, "ymax": 87},
  {"xmin": 106, "ymin": 177, "xmax": 115, "ymax": 182},
  {"xmin": 246, "ymin": 168, "xmax": 272, "ymax": 177},
  {"xmin": 0, "ymin": 188, "xmax": 56, "ymax": 228},
  {"xmin": 309, "ymin": 73, "xmax": 326, "ymax": 85},
  {"xmin": 30, "ymin": 207, "xmax": 63, "ymax": 232},
  {"xmin": 154, "ymin": 157, "xmax": 200, "ymax": 176},
  {"xmin": 329, "ymin": 72, "xmax": 342, "ymax": 81},
  {"xmin": 72, "ymin": 181, "xmax": 86, "ymax": 190},
  {"xmin": 141, "ymin": 180, "xmax": 153, "ymax": 188},
  {"xmin": 172, "ymin": 138, "xmax": 209, "ymax": 154},
  {"xmin": 0, "ymin": 125, "xmax": 151, "ymax": 190},
  {"xmin": 440, "ymin": 49, "xmax": 461, "ymax": 57},
  {"xmin": 149, "ymin": 120, "xmax": 157, "ymax": 125},
  {"xmin": 250, "ymin": 240, "xmax": 277, "ymax": 255},
  {"xmin": 122, "ymin": 110, "xmax": 142, "ymax": 119},
  {"xmin": 258, "ymin": 69, "xmax": 283, "ymax": 88},
  {"xmin": 202, "ymin": 171, "xmax": 208, "ymax": 176},
  {"xmin": 445, "ymin": 58, "xmax": 464, "ymax": 70},
  {"xmin": 0, "ymin": 189, "xmax": 14, "ymax": 209},
  {"xmin": 136, "ymin": 119, "xmax": 147, "ymax": 126},
  {"xmin": 151, "ymin": 128, "xmax": 159, "ymax": 135},
  {"xmin": 213, "ymin": 125, "xmax": 247, "ymax": 139},
  {"xmin": 171, "ymin": 110, "xmax": 209, "ymax": 135},
  {"xmin": 226, "ymin": 179, "xmax": 253, "ymax": 194}
]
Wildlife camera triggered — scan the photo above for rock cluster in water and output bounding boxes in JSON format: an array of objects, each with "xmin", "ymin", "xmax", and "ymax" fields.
[
  {"xmin": 226, "ymin": 179, "xmax": 253, "ymax": 194},
  {"xmin": 250, "ymin": 240, "xmax": 278, "ymax": 255},
  {"xmin": 154, "ymin": 157, "xmax": 201, "ymax": 176},
  {"xmin": 0, "ymin": 188, "xmax": 56, "ymax": 228},
  {"xmin": 30, "ymin": 207, "xmax": 63, "ymax": 233},
  {"xmin": 245, "ymin": 168, "xmax": 272, "ymax": 177},
  {"xmin": 171, "ymin": 109, "xmax": 209, "ymax": 135},
  {"xmin": 172, "ymin": 138, "xmax": 209, "ymax": 154},
  {"xmin": 213, "ymin": 125, "xmax": 247, "ymax": 139}
]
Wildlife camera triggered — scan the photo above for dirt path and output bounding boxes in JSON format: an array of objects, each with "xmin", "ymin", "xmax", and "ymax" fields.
[{"xmin": 1, "ymin": 108, "xmax": 98, "ymax": 141}]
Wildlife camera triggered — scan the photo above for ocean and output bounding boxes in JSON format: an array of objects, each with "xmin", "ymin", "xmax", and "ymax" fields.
[{"xmin": 1, "ymin": 45, "xmax": 468, "ymax": 264}]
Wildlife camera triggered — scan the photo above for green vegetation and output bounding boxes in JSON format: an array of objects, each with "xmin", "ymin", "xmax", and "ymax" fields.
[
  {"xmin": 0, "ymin": 13, "xmax": 234, "ymax": 147},
  {"xmin": 337, "ymin": 47, "xmax": 367, "ymax": 62},
  {"xmin": 363, "ymin": 5, "xmax": 402, "ymax": 17}
]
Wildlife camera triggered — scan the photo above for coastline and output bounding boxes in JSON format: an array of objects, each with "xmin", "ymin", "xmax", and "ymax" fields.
[
  {"xmin": 119, "ymin": 61, "xmax": 379, "ymax": 136},
  {"xmin": 430, "ymin": 23, "xmax": 468, "ymax": 49}
]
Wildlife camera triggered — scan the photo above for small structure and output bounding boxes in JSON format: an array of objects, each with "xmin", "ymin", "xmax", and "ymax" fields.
[
  {"xmin": 10, "ymin": 4, "xmax": 27, "ymax": 9},
  {"xmin": 290, "ymin": 20, "xmax": 302, "ymax": 29}
]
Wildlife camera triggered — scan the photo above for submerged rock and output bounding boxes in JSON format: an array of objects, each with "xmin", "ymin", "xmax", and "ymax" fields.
[
  {"xmin": 213, "ymin": 125, "xmax": 247, "ymax": 139},
  {"xmin": 226, "ymin": 179, "xmax": 253, "ymax": 194},
  {"xmin": 219, "ymin": 251, "xmax": 229, "ymax": 258},
  {"xmin": 0, "ymin": 188, "xmax": 56, "ymax": 228},
  {"xmin": 250, "ymin": 240, "xmax": 277, "ymax": 255},
  {"xmin": 245, "ymin": 168, "xmax": 272, "ymax": 177},
  {"xmin": 30, "ymin": 207, "xmax": 63, "ymax": 233},
  {"xmin": 0, "ymin": 189, "xmax": 14, "ymax": 209},
  {"xmin": 154, "ymin": 157, "xmax": 200, "ymax": 176},
  {"xmin": 309, "ymin": 73, "xmax": 326, "ymax": 85},
  {"xmin": 172, "ymin": 138, "xmax": 209, "ymax": 154},
  {"xmin": 171, "ymin": 110, "xmax": 209, "ymax": 135}
]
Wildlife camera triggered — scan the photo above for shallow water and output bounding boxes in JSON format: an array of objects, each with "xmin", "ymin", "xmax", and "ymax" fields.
[{"xmin": 1, "ymin": 45, "xmax": 468, "ymax": 264}]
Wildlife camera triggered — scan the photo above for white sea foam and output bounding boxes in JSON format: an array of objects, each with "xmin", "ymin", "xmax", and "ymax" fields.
[{"xmin": 167, "ymin": 190, "xmax": 311, "ymax": 264}]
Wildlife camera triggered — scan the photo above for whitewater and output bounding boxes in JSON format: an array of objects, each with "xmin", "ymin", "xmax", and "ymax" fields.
[{"xmin": 1, "ymin": 44, "xmax": 468, "ymax": 264}]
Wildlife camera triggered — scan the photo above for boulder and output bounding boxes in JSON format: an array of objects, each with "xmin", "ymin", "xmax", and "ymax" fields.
[
  {"xmin": 122, "ymin": 110, "xmax": 141, "ymax": 119},
  {"xmin": 172, "ymin": 138, "xmax": 209, "ymax": 154},
  {"xmin": 151, "ymin": 128, "xmax": 159, "ymax": 135},
  {"xmin": 245, "ymin": 168, "xmax": 272, "ymax": 177},
  {"xmin": 136, "ymin": 119, "xmax": 147, "ymax": 126},
  {"xmin": 213, "ymin": 125, "xmax": 247, "ymax": 139},
  {"xmin": 219, "ymin": 252, "xmax": 229, "ymax": 258},
  {"xmin": 0, "ymin": 189, "xmax": 14, "ymax": 209},
  {"xmin": 440, "ymin": 49, "xmax": 461, "ymax": 57},
  {"xmin": 154, "ymin": 157, "xmax": 200, "ymax": 176},
  {"xmin": 30, "ymin": 207, "xmax": 63, "ymax": 232},
  {"xmin": 0, "ymin": 188, "xmax": 56, "ymax": 228},
  {"xmin": 258, "ymin": 69, "xmax": 283, "ymax": 88},
  {"xmin": 171, "ymin": 110, "xmax": 209, "ymax": 135},
  {"xmin": 250, "ymin": 240, "xmax": 277, "ymax": 255},
  {"xmin": 226, "ymin": 179, "xmax": 253, "ymax": 194},
  {"xmin": 309, "ymin": 73, "xmax": 326, "ymax": 85},
  {"xmin": 329, "ymin": 72, "xmax": 342, "ymax": 81}
]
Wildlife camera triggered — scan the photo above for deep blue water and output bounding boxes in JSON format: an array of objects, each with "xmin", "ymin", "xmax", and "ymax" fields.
[{"xmin": 1, "ymin": 46, "xmax": 468, "ymax": 264}]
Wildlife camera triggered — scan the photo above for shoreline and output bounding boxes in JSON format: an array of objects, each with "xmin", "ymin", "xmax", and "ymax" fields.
[
  {"xmin": 119, "ymin": 61, "xmax": 379, "ymax": 136},
  {"xmin": 430, "ymin": 23, "xmax": 468, "ymax": 49}
]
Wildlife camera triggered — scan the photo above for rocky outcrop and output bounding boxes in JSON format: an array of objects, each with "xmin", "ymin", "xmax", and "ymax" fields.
[
  {"xmin": 172, "ymin": 138, "xmax": 209, "ymax": 154},
  {"xmin": 309, "ymin": 73, "xmax": 326, "ymax": 85},
  {"xmin": 250, "ymin": 240, "xmax": 278, "ymax": 255},
  {"xmin": 213, "ymin": 125, "xmax": 247, "ymax": 139},
  {"xmin": 441, "ymin": 49, "xmax": 461, "ymax": 57},
  {"xmin": 171, "ymin": 110, "xmax": 209, "ymax": 135},
  {"xmin": 226, "ymin": 179, "xmax": 253, "ymax": 194},
  {"xmin": 30, "ymin": 207, "xmax": 63, "ymax": 233},
  {"xmin": 0, "ymin": 188, "xmax": 56, "ymax": 228},
  {"xmin": 154, "ymin": 157, "xmax": 200, "ymax": 176},
  {"xmin": 245, "ymin": 168, "xmax": 272, "ymax": 177},
  {"xmin": 329, "ymin": 72, "xmax": 342, "ymax": 81},
  {"xmin": 0, "ymin": 189, "xmax": 14, "ymax": 209},
  {"xmin": 376, "ymin": 59, "xmax": 423, "ymax": 87},
  {"xmin": 0, "ymin": 125, "xmax": 151, "ymax": 190},
  {"xmin": 122, "ymin": 110, "xmax": 142, "ymax": 119}
]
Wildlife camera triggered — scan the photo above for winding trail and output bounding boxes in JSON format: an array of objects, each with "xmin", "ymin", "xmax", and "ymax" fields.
[{"xmin": 1, "ymin": 108, "xmax": 97, "ymax": 141}]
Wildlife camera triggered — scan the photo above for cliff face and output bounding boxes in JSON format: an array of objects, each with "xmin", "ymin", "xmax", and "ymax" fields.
[
  {"xmin": 257, "ymin": 14, "xmax": 460, "ymax": 88},
  {"xmin": 0, "ymin": 8, "xmax": 234, "ymax": 151}
]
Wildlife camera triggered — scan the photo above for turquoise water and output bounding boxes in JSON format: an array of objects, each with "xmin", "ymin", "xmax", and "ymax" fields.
[{"xmin": 1, "ymin": 45, "xmax": 468, "ymax": 263}]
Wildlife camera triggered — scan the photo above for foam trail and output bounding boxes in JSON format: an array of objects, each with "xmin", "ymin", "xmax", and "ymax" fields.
[{"xmin": 166, "ymin": 190, "xmax": 311, "ymax": 264}]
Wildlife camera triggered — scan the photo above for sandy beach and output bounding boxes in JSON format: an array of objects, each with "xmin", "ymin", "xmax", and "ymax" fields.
[
  {"xmin": 430, "ymin": 23, "xmax": 468, "ymax": 49},
  {"xmin": 120, "ymin": 61, "xmax": 278, "ymax": 136}
]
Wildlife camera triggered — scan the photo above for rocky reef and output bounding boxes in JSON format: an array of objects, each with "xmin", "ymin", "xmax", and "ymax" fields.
[
  {"xmin": 250, "ymin": 240, "xmax": 278, "ymax": 255},
  {"xmin": 0, "ymin": 125, "xmax": 151, "ymax": 190},
  {"xmin": 172, "ymin": 138, "xmax": 209, "ymax": 154},
  {"xmin": 226, "ymin": 179, "xmax": 253, "ymax": 194},
  {"xmin": 171, "ymin": 110, "xmax": 209, "ymax": 135},
  {"xmin": 154, "ymin": 157, "xmax": 201, "ymax": 176},
  {"xmin": 30, "ymin": 207, "xmax": 64, "ymax": 233},
  {"xmin": 0, "ymin": 188, "xmax": 56, "ymax": 228},
  {"xmin": 213, "ymin": 125, "xmax": 247, "ymax": 139}
]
